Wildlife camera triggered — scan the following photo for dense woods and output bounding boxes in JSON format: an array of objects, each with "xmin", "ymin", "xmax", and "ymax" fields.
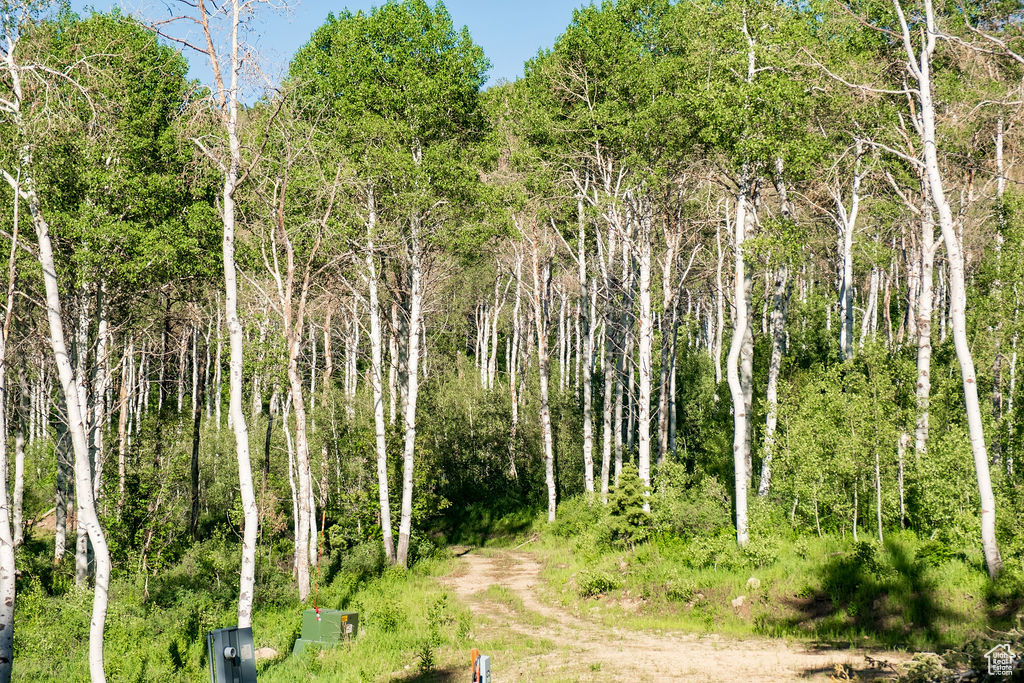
[{"xmin": 2, "ymin": 0, "xmax": 1024, "ymax": 680}]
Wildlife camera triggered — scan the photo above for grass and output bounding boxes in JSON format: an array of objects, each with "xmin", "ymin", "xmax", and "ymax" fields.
[
  {"xmin": 13, "ymin": 494, "xmax": 1024, "ymax": 681},
  {"xmin": 13, "ymin": 537, "xmax": 479, "ymax": 682},
  {"xmin": 529, "ymin": 526, "xmax": 1021, "ymax": 653}
]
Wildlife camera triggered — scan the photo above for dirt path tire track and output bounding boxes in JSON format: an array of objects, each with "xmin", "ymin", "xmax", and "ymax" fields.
[{"xmin": 444, "ymin": 548, "xmax": 906, "ymax": 682}]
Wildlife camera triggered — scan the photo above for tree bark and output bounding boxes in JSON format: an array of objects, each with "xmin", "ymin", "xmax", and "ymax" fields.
[
  {"xmin": 727, "ymin": 175, "xmax": 752, "ymax": 547},
  {"xmin": 396, "ymin": 207, "xmax": 424, "ymax": 567},
  {"xmin": 24, "ymin": 168, "xmax": 111, "ymax": 681},
  {"xmin": 636, "ymin": 204, "xmax": 654, "ymax": 511},
  {"xmin": 894, "ymin": 0, "xmax": 1002, "ymax": 577},
  {"xmin": 579, "ymin": 199, "xmax": 595, "ymax": 494},
  {"xmin": 366, "ymin": 200, "xmax": 395, "ymax": 563},
  {"xmin": 915, "ymin": 202, "xmax": 936, "ymax": 456},
  {"xmin": 529, "ymin": 227, "xmax": 557, "ymax": 522}
]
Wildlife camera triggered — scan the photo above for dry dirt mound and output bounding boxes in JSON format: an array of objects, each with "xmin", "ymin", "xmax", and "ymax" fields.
[{"xmin": 444, "ymin": 548, "xmax": 906, "ymax": 682}]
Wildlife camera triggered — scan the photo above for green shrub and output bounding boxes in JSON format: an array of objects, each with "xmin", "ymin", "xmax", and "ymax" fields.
[
  {"xmin": 652, "ymin": 462, "xmax": 731, "ymax": 539},
  {"xmin": 577, "ymin": 568, "xmax": 620, "ymax": 598},
  {"xmin": 664, "ymin": 578, "xmax": 696, "ymax": 603},
  {"xmin": 741, "ymin": 535, "xmax": 779, "ymax": 568},
  {"xmin": 685, "ymin": 530, "xmax": 739, "ymax": 570},
  {"xmin": 853, "ymin": 540, "xmax": 881, "ymax": 575},
  {"xmin": 369, "ymin": 596, "xmax": 401, "ymax": 633},
  {"xmin": 607, "ymin": 463, "xmax": 652, "ymax": 548},
  {"xmin": 551, "ymin": 496, "xmax": 606, "ymax": 539},
  {"xmin": 915, "ymin": 539, "xmax": 959, "ymax": 568}
]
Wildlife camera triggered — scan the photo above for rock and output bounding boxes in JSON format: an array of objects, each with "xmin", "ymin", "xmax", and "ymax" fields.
[
  {"xmin": 746, "ymin": 577, "xmax": 761, "ymax": 591},
  {"xmin": 254, "ymin": 647, "xmax": 278, "ymax": 661},
  {"xmin": 731, "ymin": 595, "xmax": 746, "ymax": 608}
]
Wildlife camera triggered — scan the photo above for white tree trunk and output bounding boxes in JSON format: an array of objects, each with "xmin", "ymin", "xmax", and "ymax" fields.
[
  {"xmin": 915, "ymin": 205, "xmax": 936, "ymax": 456},
  {"xmin": 366, "ymin": 226, "xmax": 395, "ymax": 563},
  {"xmin": 28, "ymin": 178, "xmax": 111, "ymax": 682},
  {"xmin": 636, "ymin": 207, "xmax": 653, "ymax": 511},
  {"xmin": 895, "ymin": 0, "xmax": 1002, "ymax": 577},
  {"xmin": 396, "ymin": 217, "xmax": 423, "ymax": 567},
  {"xmin": 759, "ymin": 264, "xmax": 787, "ymax": 497},
  {"xmin": 0, "ymin": 338, "xmax": 14, "ymax": 683},
  {"xmin": 579, "ymin": 201, "xmax": 594, "ymax": 494},
  {"xmin": 214, "ymin": 305, "xmax": 223, "ymax": 429},
  {"xmin": 530, "ymin": 233, "xmax": 557, "ymax": 522},
  {"xmin": 727, "ymin": 178, "xmax": 752, "ymax": 547},
  {"xmin": 835, "ymin": 143, "xmax": 863, "ymax": 360},
  {"xmin": 286, "ymin": 335, "xmax": 312, "ymax": 599},
  {"xmin": 91, "ymin": 286, "xmax": 109, "ymax": 503}
]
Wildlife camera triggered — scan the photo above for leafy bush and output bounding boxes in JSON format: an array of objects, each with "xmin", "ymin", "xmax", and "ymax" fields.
[
  {"xmin": 853, "ymin": 540, "xmax": 881, "ymax": 574},
  {"xmin": 915, "ymin": 539, "xmax": 959, "ymax": 568},
  {"xmin": 576, "ymin": 568, "xmax": 620, "ymax": 598},
  {"xmin": 369, "ymin": 596, "xmax": 401, "ymax": 633},
  {"xmin": 664, "ymin": 578, "xmax": 696, "ymax": 603},
  {"xmin": 652, "ymin": 462, "xmax": 731, "ymax": 539},
  {"xmin": 685, "ymin": 530, "xmax": 740, "ymax": 570},
  {"xmin": 741, "ymin": 535, "xmax": 779, "ymax": 568},
  {"xmin": 551, "ymin": 496, "xmax": 606, "ymax": 539}
]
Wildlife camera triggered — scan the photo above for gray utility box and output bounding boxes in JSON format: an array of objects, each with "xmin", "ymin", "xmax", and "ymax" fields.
[
  {"xmin": 207, "ymin": 626, "xmax": 257, "ymax": 683},
  {"xmin": 292, "ymin": 609, "xmax": 358, "ymax": 656}
]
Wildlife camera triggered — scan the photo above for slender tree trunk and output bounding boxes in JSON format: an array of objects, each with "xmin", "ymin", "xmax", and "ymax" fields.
[
  {"xmin": 488, "ymin": 276, "xmax": 505, "ymax": 391},
  {"xmin": 25, "ymin": 169, "xmax": 111, "ymax": 681},
  {"xmin": 601, "ymin": 326, "xmax": 614, "ymax": 503},
  {"xmin": 72, "ymin": 287, "xmax": 91, "ymax": 588},
  {"xmin": 636, "ymin": 207, "xmax": 653, "ymax": 511},
  {"xmin": 190, "ymin": 358, "xmax": 204, "ymax": 539},
  {"xmin": 214, "ymin": 305, "xmax": 223, "ymax": 429},
  {"xmin": 366, "ymin": 223, "xmax": 395, "ymax": 563},
  {"xmin": 177, "ymin": 324, "xmax": 187, "ymax": 414},
  {"xmin": 915, "ymin": 203, "xmax": 936, "ymax": 456},
  {"xmin": 0, "ymin": 347, "xmax": 14, "ymax": 683},
  {"xmin": 282, "ymin": 395, "xmax": 299, "ymax": 574},
  {"xmin": 530, "ymin": 230, "xmax": 557, "ymax": 522},
  {"xmin": 509, "ymin": 248, "xmax": 523, "ymax": 479},
  {"xmin": 760, "ymin": 164, "xmax": 792, "ymax": 497},
  {"xmin": 395, "ymin": 211, "xmax": 423, "ymax": 568},
  {"xmin": 54, "ymin": 422, "xmax": 70, "ymax": 564},
  {"xmin": 759, "ymin": 264, "xmax": 787, "ymax": 497},
  {"xmin": 117, "ymin": 345, "xmax": 129, "ymax": 510},
  {"xmin": 727, "ymin": 177, "xmax": 752, "ymax": 546},
  {"xmin": 0, "ymin": 183, "xmax": 20, "ymax": 681},
  {"xmin": 579, "ymin": 200, "xmax": 594, "ymax": 494},
  {"xmin": 899, "ymin": 0, "xmax": 1002, "ymax": 577},
  {"xmin": 222, "ymin": 136, "xmax": 258, "ymax": 626},
  {"xmin": 835, "ymin": 143, "xmax": 863, "ymax": 360},
  {"xmin": 91, "ymin": 285, "xmax": 109, "ymax": 503},
  {"xmin": 263, "ymin": 386, "xmax": 277, "ymax": 484},
  {"xmin": 657, "ymin": 241, "xmax": 676, "ymax": 465}
]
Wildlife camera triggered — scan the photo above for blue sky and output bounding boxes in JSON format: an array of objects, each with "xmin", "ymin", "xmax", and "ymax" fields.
[{"xmin": 70, "ymin": 0, "xmax": 591, "ymax": 88}]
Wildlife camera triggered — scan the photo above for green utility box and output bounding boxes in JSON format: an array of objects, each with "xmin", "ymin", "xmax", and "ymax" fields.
[{"xmin": 292, "ymin": 609, "xmax": 358, "ymax": 656}]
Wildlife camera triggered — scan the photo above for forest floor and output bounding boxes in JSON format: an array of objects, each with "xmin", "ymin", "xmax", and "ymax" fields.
[{"xmin": 441, "ymin": 546, "xmax": 911, "ymax": 682}]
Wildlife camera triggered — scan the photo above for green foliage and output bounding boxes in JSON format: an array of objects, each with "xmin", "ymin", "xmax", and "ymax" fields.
[
  {"xmin": 606, "ymin": 463, "xmax": 652, "ymax": 548},
  {"xmin": 576, "ymin": 568, "xmax": 621, "ymax": 598},
  {"xmin": 652, "ymin": 461, "xmax": 732, "ymax": 539}
]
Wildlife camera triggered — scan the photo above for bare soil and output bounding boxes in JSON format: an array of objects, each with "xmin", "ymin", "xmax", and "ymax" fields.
[{"xmin": 443, "ymin": 548, "xmax": 908, "ymax": 682}]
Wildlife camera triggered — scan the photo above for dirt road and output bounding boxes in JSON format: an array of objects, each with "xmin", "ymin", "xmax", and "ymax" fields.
[{"xmin": 444, "ymin": 548, "xmax": 906, "ymax": 682}]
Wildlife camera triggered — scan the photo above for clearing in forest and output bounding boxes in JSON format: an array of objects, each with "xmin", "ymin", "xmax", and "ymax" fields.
[{"xmin": 444, "ymin": 547, "xmax": 907, "ymax": 682}]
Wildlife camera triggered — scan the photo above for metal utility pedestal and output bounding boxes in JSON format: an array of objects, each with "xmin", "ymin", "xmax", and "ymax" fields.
[{"xmin": 207, "ymin": 626, "xmax": 257, "ymax": 683}]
